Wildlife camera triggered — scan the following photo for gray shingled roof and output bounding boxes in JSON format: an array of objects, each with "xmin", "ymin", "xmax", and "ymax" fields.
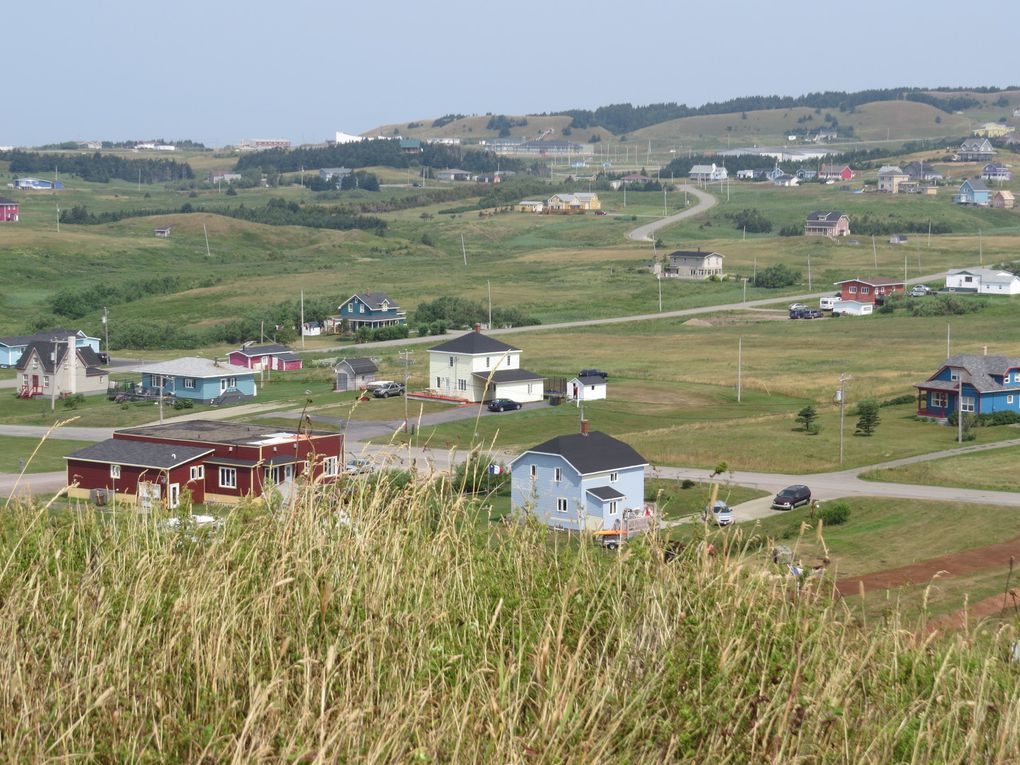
[
  {"xmin": 66, "ymin": 439, "xmax": 212, "ymax": 469},
  {"xmin": 963, "ymin": 177, "xmax": 989, "ymax": 191},
  {"xmin": 807, "ymin": 211, "xmax": 845, "ymax": 223},
  {"xmin": 429, "ymin": 331, "xmax": 519, "ymax": 355},
  {"xmin": 346, "ymin": 291, "xmax": 396, "ymax": 310},
  {"xmin": 135, "ymin": 357, "xmax": 252, "ymax": 378},
  {"xmin": 574, "ymin": 375, "xmax": 607, "ymax": 386},
  {"xmin": 336, "ymin": 357, "xmax": 378, "ymax": 375},
  {"xmin": 236, "ymin": 344, "xmax": 292, "ymax": 356},
  {"xmin": 515, "ymin": 431, "xmax": 647, "ymax": 476},
  {"xmin": 14, "ymin": 341, "xmax": 102, "ymax": 374},
  {"xmin": 916, "ymin": 354, "xmax": 1020, "ymax": 393},
  {"xmin": 587, "ymin": 486, "xmax": 626, "ymax": 501},
  {"xmin": 472, "ymin": 369, "xmax": 543, "ymax": 383}
]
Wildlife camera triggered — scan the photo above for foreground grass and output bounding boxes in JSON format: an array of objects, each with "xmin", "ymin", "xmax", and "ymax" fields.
[{"xmin": 2, "ymin": 479, "xmax": 1020, "ymax": 761}]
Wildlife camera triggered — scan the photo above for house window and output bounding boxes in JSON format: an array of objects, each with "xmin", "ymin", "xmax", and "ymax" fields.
[
  {"xmin": 322, "ymin": 456, "xmax": 339, "ymax": 476},
  {"xmin": 848, "ymin": 286, "xmax": 858, "ymax": 294},
  {"xmin": 950, "ymin": 371, "xmax": 960, "ymax": 382},
  {"xmin": 932, "ymin": 392, "xmax": 948, "ymax": 408},
  {"xmin": 359, "ymin": 304, "xmax": 365, "ymax": 313},
  {"xmin": 228, "ymin": 377, "xmax": 237, "ymax": 388},
  {"xmin": 961, "ymin": 396, "xmax": 976, "ymax": 413},
  {"xmin": 43, "ymin": 376, "xmax": 50, "ymax": 388},
  {"xmin": 1008, "ymin": 395, "xmax": 1015, "ymax": 405},
  {"xmin": 436, "ymin": 376, "xmax": 442, "ymax": 388},
  {"xmin": 610, "ymin": 471, "xmax": 619, "ymax": 482},
  {"xmin": 486, "ymin": 356, "xmax": 491, "ymax": 368},
  {"xmin": 860, "ymin": 287, "xmax": 870, "ymax": 295},
  {"xmin": 555, "ymin": 498, "xmax": 568, "ymax": 514},
  {"xmin": 183, "ymin": 378, "xmax": 196, "ymax": 390},
  {"xmin": 449, "ymin": 356, "xmax": 455, "ymax": 367},
  {"xmin": 530, "ymin": 464, "xmax": 537, "ymax": 479},
  {"xmin": 527, "ymin": 384, "xmax": 533, "ymax": 395},
  {"xmin": 219, "ymin": 467, "xmax": 237, "ymax": 489},
  {"xmin": 190, "ymin": 465, "xmax": 205, "ymax": 481},
  {"xmin": 110, "ymin": 464, "xmax": 121, "ymax": 479},
  {"xmin": 609, "ymin": 500, "xmax": 619, "ymax": 514},
  {"xmin": 458, "ymin": 379, "xmax": 467, "ymax": 391},
  {"xmin": 554, "ymin": 467, "xmax": 562, "ymax": 482}
]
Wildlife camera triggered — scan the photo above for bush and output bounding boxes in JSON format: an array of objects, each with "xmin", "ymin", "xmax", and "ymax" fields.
[
  {"xmin": 61, "ymin": 393, "xmax": 86, "ymax": 410},
  {"xmin": 752, "ymin": 264, "xmax": 800, "ymax": 289},
  {"xmin": 725, "ymin": 208, "xmax": 773, "ymax": 234},
  {"xmin": 172, "ymin": 398, "xmax": 194, "ymax": 410},
  {"xmin": 880, "ymin": 394, "xmax": 915, "ymax": 407},
  {"xmin": 680, "ymin": 479, "xmax": 696, "ymax": 489},
  {"xmin": 819, "ymin": 501, "xmax": 850, "ymax": 526}
]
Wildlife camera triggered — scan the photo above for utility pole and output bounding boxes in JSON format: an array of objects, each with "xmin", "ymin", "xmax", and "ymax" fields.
[
  {"xmin": 838, "ymin": 373, "xmax": 850, "ymax": 465},
  {"xmin": 872, "ymin": 235, "xmax": 878, "ymax": 272},
  {"xmin": 102, "ymin": 307, "xmax": 110, "ymax": 360},
  {"xmin": 203, "ymin": 224, "xmax": 211, "ymax": 257},
  {"xmin": 742, "ymin": 277, "xmax": 748, "ymax": 303},
  {"xmin": 487, "ymin": 280, "xmax": 492, "ymax": 328},
  {"xmin": 737, "ymin": 337, "xmax": 742, "ymax": 403},
  {"xmin": 807, "ymin": 252, "xmax": 812, "ymax": 291},
  {"xmin": 657, "ymin": 275, "xmax": 662, "ymax": 312},
  {"xmin": 947, "ymin": 323, "xmax": 951, "ymax": 358},
  {"xmin": 300, "ymin": 290, "xmax": 305, "ymax": 350},
  {"xmin": 663, "ymin": 186, "xmax": 667, "ymax": 217},
  {"xmin": 399, "ymin": 349, "xmax": 414, "ymax": 434},
  {"xmin": 50, "ymin": 336, "xmax": 59, "ymax": 412},
  {"xmin": 958, "ymin": 375, "xmax": 964, "ymax": 443},
  {"xmin": 461, "ymin": 234, "xmax": 467, "ymax": 267}
]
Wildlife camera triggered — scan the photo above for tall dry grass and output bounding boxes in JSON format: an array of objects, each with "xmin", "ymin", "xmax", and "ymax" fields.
[{"xmin": 1, "ymin": 470, "xmax": 1019, "ymax": 763}]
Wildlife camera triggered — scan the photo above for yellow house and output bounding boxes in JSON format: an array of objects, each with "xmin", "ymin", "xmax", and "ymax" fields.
[
  {"xmin": 973, "ymin": 122, "xmax": 1016, "ymax": 138},
  {"xmin": 545, "ymin": 192, "xmax": 601, "ymax": 213}
]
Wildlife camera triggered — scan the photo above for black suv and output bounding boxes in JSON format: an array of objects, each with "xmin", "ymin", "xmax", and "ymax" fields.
[
  {"xmin": 578, "ymin": 368, "xmax": 609, "ymax": 379},
  {"xmin": 771, "ymin": 484, "xmax": 812, "ymax": 510}
]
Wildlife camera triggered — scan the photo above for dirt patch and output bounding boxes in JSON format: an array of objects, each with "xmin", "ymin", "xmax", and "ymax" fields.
[
  {"xmin": 836, "ymin": 536, "xmax": 1020, "ymax": 597},
  {"xmin": 682, "ymin": 312, "xmax": 787, "ymax": 328},
  {"xmin": 925, "ymin": 590, "xmax": 1020, "ymax": 633},
  {"xmin": 683, "ymin": 318, "xmax": 713, "ymax": 327}
]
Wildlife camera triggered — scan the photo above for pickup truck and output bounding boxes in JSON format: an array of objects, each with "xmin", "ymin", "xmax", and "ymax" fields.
[{"xmin": 371, "ymin": 381, "xmax": 405, "ymax": 398}]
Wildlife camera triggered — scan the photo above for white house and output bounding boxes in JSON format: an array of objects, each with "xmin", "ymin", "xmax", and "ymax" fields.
[
  {"xmin": 568, "ymin": 375, "xmax": 607, "ymax": 402},
  {"xmin": 945, "ymin": 268, "xmax": 1020, "ymax": 295},
  {"xmin": 427, "ymin": 327, "xmax": 544, "ymax": 403},
  {"xmin": 688, "ymin": 163, "xmax": 727, "ymax": 182},
  {"xmin": 664, "ymin": 250, "xmax": 724, "ymax": 280}
]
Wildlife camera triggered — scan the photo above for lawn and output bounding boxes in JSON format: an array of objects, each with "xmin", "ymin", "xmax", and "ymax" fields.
[
  {"xmin": 861, "ymin": 443, "xmax": 1020, "ymax": 492},
  {"xmin": 0, "ymin": 436, "xmax": 95, "ymax": 473},
  {"xmin": 645, "ymin": 478, "xmax": 768, "ymax": 520}
]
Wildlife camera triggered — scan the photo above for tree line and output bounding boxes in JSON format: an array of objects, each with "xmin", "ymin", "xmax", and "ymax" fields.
[
  {"xmin": 3, "ymin": 151, "xmax": 194, "ymax": 183},
  {"xmin": 414, "ymin": 296, "xmax": 540, "ymax": 329}
]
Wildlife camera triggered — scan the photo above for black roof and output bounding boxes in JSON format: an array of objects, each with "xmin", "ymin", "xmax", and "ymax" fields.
[
  {"xmin": 587, "ymin": 486, "xmax": 626, "ymax": 501},
  {"xmin": 518, "ymin": 431, "xmax": 647, "ymax": 475},
  {"xmin": 0, "ymin": 328, "xmax": 88, "ymax": 348},
  {"xmin": 472, "ymin": 369, "xmax": 543, "ymax": 383},
  {"xmin": 236, "ymin": 343, "xmax": 292, "ymax": 356},
  {"xmin": 66, "ymin": 439, "xmax": 212, "ymax": 469},
  {"xmin": 430, "ymin": 331, "xmax": 519, "ymax": 355},
  {"xmin": 574, "ymin": 375, "xmax": 607, "ymax": 385},
  {"xmin": 337, "ymin": 357, "xmax": 378, "ymax": 374},
  {"xmin": 0, "ymin": 196, "xmax": 17, "ymax": 205},
  {"xmin": 806, "ymin": 211, "xmax": 845, "ymax": 223},
  {"xmin": 14, "ymin": 341, "xmax": 101, "ymax": 374}
]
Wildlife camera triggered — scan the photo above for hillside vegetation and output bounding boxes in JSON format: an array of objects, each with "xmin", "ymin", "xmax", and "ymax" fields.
[{"xmin": 2, "ymin": 480, "xmax": 1019, "ymax": 761}]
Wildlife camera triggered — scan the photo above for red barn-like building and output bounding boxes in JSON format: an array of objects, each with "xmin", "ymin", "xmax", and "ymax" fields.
[
  {"xmin": 66, "ymin": 420, "xmax": 342, "ymax": 508},
  {"xmin": 0, "ymin": 197, "xmax": 19, "ymax": 222},
  {"xmin": 228, "ymin": 344, "xmax": 303, "ymax": 371},
  {"xmin": 833, "ymin": 278, "xmax": 905, "ymax": 304}
]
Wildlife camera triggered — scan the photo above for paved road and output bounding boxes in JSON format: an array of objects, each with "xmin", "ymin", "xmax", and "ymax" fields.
[{"xmin": 625, "ymin": 184, "xmax": 717, "ymax": 242}]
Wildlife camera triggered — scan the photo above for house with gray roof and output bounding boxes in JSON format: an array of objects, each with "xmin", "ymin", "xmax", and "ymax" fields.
[
  {"xmin": 953, "ymin": 177, "xmax": 991, "ymax": 206},
  {"xmin": 510, "ymin": 425, "xmax": 650, "ymax": 537},
  {"xmin": 427, "ymin": 326, "xmax": 543, "ymax": 403},
  {"xmin": 664, "ymin": 249, "xmax": 724, "ymax": 280},
  {"xmin": 805, "ymin": 211, "xmax": 850, "ymax": 237},
  {"xmin": 332, "ymin": 292, "xmax": 406, "ymax": 332},
  {"xmin": 15, "ymin": 335, "xmax": 107, "ymax": 399},
  {"xmin": 916, "ymin": 354, "xmax": 1020, "ymax": 420},
  {"xmin": 945, "ymin": 268, "xmax": 1020, "ymax": 295},
  {"xmin": 334, "ymin": 357, "xmax": 379, "ymax": 391},
  {"xmin": 134, "ymin": 357, "xmax": 256, "ymax": 403},
  {"xmin": 0, "ymin": 328, "xmax": 101, "ymax": 367},
  {"xmin": 958, "ymin": 138, "xmax": 995, "ymax": 162}
]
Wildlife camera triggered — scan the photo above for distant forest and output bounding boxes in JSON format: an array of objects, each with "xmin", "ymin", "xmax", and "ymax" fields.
[
  {"xmin": 233, "ymin": 140, "xmax": 526, "ymax": 175},
  {"xmin": 551, "ymin": 86, "xmax": 1017, "ymax": 135},
  {"xmin": 2, "ymin": 151, "xmax": 194, "ymax": 183}
]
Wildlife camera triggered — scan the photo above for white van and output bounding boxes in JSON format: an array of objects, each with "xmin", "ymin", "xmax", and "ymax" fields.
[{"xmin": 819, "ymin": 296, "xmax": 842, "ymax": 311}]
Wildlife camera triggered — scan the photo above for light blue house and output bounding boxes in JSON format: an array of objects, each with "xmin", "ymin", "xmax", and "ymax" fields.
[
  {"xmin": 332, "ymin": 292, "xmax": 406, "ymax": 332},
  {"xmin": 510, "ymin": 427, "xmax": 649, "ymax": 533},
  {"xmin": 135, "ymin": 357, "xmax": 257, "ymax": 403},
  {"xmin": 953, "ymin": 178, "xmax": 991, "ymax": 206},
  {"xmin": 916, "ymin": 354, "xmax": 1020, "ymax": 420},
  {"xmin": 0, "ymin": 329, "xmax": 100, "ymax": 368}
]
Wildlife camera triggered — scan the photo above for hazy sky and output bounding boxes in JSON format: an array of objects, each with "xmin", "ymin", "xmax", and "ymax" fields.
[{"xmin": 3, "ymin": 0, "xmax": 1018, "ymax": 147}]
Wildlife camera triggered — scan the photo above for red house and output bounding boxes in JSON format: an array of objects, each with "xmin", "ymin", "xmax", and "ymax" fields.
[
  {"xmin": 66, "ymin": 420, "xmax": 343, "ymax": 508},
  {"xmin": 818, "ymin": 164, "xmax": 854, "ymax": 181},
  {"xmin": 0, "ymin": 197, "xmax": 19, "ymax": 222},
  {"xmin": 228, "ymin": 343, "xmax": 303, "ymax": 371},
  {"xmin": 833, "ymin": 278, "xmax": 905, "ymax": 304}
]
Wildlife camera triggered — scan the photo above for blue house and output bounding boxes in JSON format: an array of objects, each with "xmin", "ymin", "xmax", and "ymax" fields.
[
  {"xmin": 135, "ymin": 357, "xmax": 257, "ymax": 403},
  {"xmin": 332, "ymin": 292, "xmax": 406, "ymax": 332},
  {"xmin": 0, "ymin": 329, "xmax": 101, "ymax": 368},
  {"xmin": 510, "ymin": 427, "xmax": 649, "ymax": 534},
  {"xmin": 915, "ymin": 354, "xmax": 1020, "ymax": 420},
  {"xmin": 954, "ymin": 178, "xmax": 991, "ymax": 206}
]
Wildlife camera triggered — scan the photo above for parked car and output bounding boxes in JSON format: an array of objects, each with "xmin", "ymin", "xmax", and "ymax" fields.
[
  {"xmin": 771, "ymin": 484, "xmax": 812, "ymax": 510},
  {"xmin": 788, "ymin": 303, "xmax": 807, "ymax": 312},
  {"xmin": 97, "ymin": 351, "xmax": 110, "ymax": 365},
  {"xmin": 709, "ymin": 500, "xmax": 734, "ymax": 526},
  {"xmin": 802, "ymin": 309, "xmax": 823, "ymax": 319},
  {"xmin": 371, "ymin": 381, "xmax": 405, "ymax": 398},
  {"xmin": 909, "ymin": 284, "xmax": 933, "ymax": 297},
  {"xmin": 595, "ymin": 210, "xmax": 608, "ymax": 216},
  {"xmin": 344, "ymin": 458, "xmax": 372, "ymax": 475},
  {"xmin": 578, "ymin": 368, "xmax": 609, "ymax": 379},
  {"xmin": 487, "ymin": 398, "xmax": 522, "ymax": 412}
]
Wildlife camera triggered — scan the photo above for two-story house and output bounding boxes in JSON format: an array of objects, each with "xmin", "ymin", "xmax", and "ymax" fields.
[
  {"xmin": 958, "ymin": 138, "xmax": 995, "ymax": 162},
  {"xmin": 818, "ymin": 164, "xmax": 854, "ymax": 181},
  {"xmin": 427, "ymin": 326, "xmax": 544, "ymax": 403},
  {"xmin": 15, "ymin": 337, "xmax": 107, "ymax": 399},
  {"xmin": 877, "ymin": 165, "xmax": 910, "ymax": 193},
  {"xmin": 135, "ymin": 357, "xmax": 257, "ymax": 403},
  {"xmin": 331, "ymin": 292, "xmax": 407, "ymax": 333},
  {"xmin": 509, "ymin": 424, "xmax": 649, "ymax": 534},
  {"xmin": 0, "ymin": 197, "xmax": 19, "ymax": 222},
  {"xmin": 545, "ymin": 193, "xmax": 601, "ymax": 213},
  {"xmin": 688, "ymin": 164, "xmax": 728, "ymax": 182},
  {"xmin": 982, "ymin": 163, "xmax": 1012, "ymax": 183},
  {"xmin": 65, "ymin": 420, "xmax": 343, "ymax": 508},
  {"xmin": 1, "ymin": 328, "xmax": 102, "ymax": 368},
  {"xmin": 915, "ymin": 354, "xmax": 1020, "ymax": 421},
  {"xmin": 663, "ymin": 250, "xmax": 724, "ymax": 280},
  {"xmin": 953, "ymin": 178, "xmax": 991, "ymax": 206},
  {"xmin": 804, "ymin": 211, "xmax": 850, "ymax": 237}
]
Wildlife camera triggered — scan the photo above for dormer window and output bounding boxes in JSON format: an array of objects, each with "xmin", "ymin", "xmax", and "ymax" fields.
[{"xmin": 950, "ymin": 371, "xmax": 960, "ymax": 381}]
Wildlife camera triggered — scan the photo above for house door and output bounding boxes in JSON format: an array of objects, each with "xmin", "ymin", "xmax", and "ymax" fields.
[
  {"xmin": 572, "ymin": 383, "xmax": 579, "ymax": 400},
  {"xmin": 220, "ymin": 377, "xmax": 228, "ymax": 393},
  {"xmin": 337, "ymin": 372, "xmax": 349, "ymax": 391},
  {"xmin": 31, "ymin": 374, "xmax": 39, "ymax": 391},
  {"xmin": 168, "ymin": 483, "xmax": 180, "ymax": 509}
]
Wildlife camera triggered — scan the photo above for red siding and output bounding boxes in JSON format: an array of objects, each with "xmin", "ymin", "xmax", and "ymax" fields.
[
  {"xmin": 228, "ymin": 352, "xmax": 253, "ymax": 368},
  {"xmin": 0, "ymin": 203, "xmax": 18, "ymax": 222},
  {"xmin": 67, "ymin": 459, "xmax": 205, "ymax": 505},
  {"xmin": 837, "ymin": 280, "xmax": 905, "ymax": 304}
]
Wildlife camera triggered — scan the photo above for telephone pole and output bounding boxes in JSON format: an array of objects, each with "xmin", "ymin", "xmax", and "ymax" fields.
[
  {"xmin": 838, "ymin": 373, "xmax": 852, "ymax": 465},
  {"xmin": 399, "ymin": 349, "xmax": 414, "ymax": 434},
  {"xmin": 102, "ymin": 307, "xmax": 110, "ymax": 361}
]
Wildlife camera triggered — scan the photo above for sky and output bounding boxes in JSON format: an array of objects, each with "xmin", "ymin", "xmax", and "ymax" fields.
[{"xmin": 3, "ymin": 0, "xmax": 1019, "ymax": 148}]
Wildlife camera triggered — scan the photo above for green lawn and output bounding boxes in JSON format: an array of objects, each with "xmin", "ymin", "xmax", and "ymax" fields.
[
  {"xmin": 645, "ymin": 478, "xmax": 768, "ymax": 520},
  {"xmin": 861, "ymin": 444, "xmax": 1020, "ymax": 492},
  {"xmin": 0, "ymin": 436, "xmax": 94, "ymax": 473}
]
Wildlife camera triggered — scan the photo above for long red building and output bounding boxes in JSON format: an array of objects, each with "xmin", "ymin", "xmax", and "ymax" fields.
[
  {"xmin": 0, "ymin": 197, "xmax": 19, "ymax": 222},
  {"xmin": 66, "ymin": 420, "xmax": 343, "ymax": 508}
]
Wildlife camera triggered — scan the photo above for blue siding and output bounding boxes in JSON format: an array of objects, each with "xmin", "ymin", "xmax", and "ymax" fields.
[
  {"xmin": 511, "ymin": 453, "xmax": 645, "ymax": 532},
  {"xmin": 140, "ymin": 373, "xmax": 256, "ymax": 402}
]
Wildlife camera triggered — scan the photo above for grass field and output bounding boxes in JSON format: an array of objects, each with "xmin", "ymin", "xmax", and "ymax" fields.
[
  {"xmin": 0, "ymin": 436, "xmax": 94, "ymax": 473},
  {"xmin": 861, "ymin": 444, "xmax": 1020, "ymax": 492}
]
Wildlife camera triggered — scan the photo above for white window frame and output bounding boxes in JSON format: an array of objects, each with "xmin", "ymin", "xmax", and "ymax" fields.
[
  {"xmin": 435, "ymin": 376, "xmax": 442, "ymax": 388},
  {"xmin": 950, "ymin": 371, "xmax": 960, "ymax": 381},
  {"xmin": 218, "ymin": 467, "xmax": 237, "ymax": 489},
  {"xmin": 961, "ymin": 396, "xmax": 976, "ymax": 413},
  {"xmin": 43, "ymin": 375, "xmax": 50, "ymax": 388},
  {"xmin": 183, "ymin": 378, "xmax": 196, "ymax": 390},
  {"xmin": 610, "ymin": 471, "xmax": 619, "ymax": 482},
  {"xmin": 458, "ymin": 378, "xmax": 467, "ymax": 391},
  {"xmin": 228, "ymin": 376, "xmax": 237, "ymax": 388},
  {"xmin": 1008, "ymin": 395, "xmax": 1015, "ymax": 405},
  {"xmin": 609, "ymin": 500, "xmax": 619, "ymax": 514},
  {"xmin": 848, "ymin": 285, "xmax": 858, "ymax": 294},
  {"xmin": 554, "ymin": 467, "xmax": 562, "ymax": 483},
  {"xmin": 322, "ymin": 456, "xmax": 339, "ymax": 476},
  {"xmin": 110, "ymin": 464, "xmax": 121, "ymax": 479},
  {"xmin": 860, "ymin": 286, "xmax": 870, "ymax": 295},
  {"xmin": 190, "ymin": 465, "xmax": 204, "ymax": 481},
  {"xmin": 530, "ymin": 464, "xmax": 537, "ymax": 480},
  {"xmin": 932, "ymin": 392, "xmax": 948, "ymax": 408},
  {"xmin": 555, "ymin": 498, "xmax": 568, "ymax": 514}
]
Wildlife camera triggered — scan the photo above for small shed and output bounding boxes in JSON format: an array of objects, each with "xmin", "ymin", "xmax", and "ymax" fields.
[
  {"xmin": 832, "ymin": 300, "xmax": 873, "ymax": 317},
  {"xmin": 568, "ymin": 375, "xmax": 607, "ymax": 402},
  {"xmin": 154, "ymin": 227, "xmax": 171, "ymax": 238},
  {"xmin": 335, "ymin": 357, "xmax": 379, "ymax": 391}
]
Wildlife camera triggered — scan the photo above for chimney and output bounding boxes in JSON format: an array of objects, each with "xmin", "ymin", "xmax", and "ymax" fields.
[
  {"xmin": 580, "ymin": 419, "xmax": 589, "ymax": 436},
  {"xmin": 473, "ymin": 323, "xmax": 481, "ymax": 333}
]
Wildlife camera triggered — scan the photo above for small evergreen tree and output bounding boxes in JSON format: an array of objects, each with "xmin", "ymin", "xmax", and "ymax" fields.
[
  {"xmin": 855, "ymin": 400, "xmax": 881, "ymax": 436},
  {"xmin": 796, "ymin": 405, "xmax": 818, "ymax": 434}
]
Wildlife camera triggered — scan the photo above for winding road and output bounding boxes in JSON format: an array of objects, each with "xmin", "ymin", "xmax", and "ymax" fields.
[{"xmin": 625, "ymin": 184, "xmax": 717, "ymax": 242}]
